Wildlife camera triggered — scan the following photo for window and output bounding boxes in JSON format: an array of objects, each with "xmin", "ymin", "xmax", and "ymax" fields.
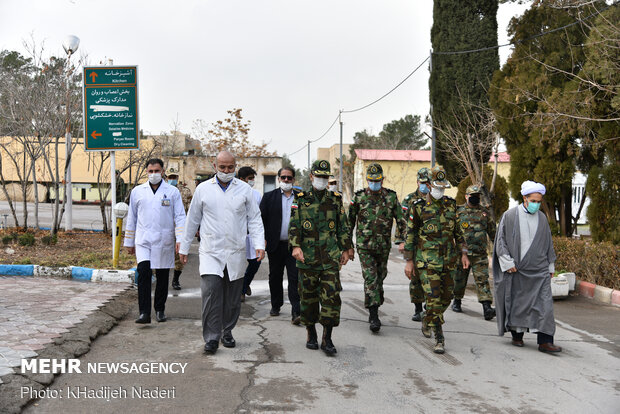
[{"xmin": 263, "ymin": 175, "xmax": 276, "ymax": 193}]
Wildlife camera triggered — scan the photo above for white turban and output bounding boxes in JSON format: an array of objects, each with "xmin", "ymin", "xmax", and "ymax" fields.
[{"xmin": 521, "ymin": 180, "xmax": 546, "ymax": 196}]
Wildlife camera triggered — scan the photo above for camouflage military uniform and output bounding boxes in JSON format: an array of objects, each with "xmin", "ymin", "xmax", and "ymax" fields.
[
  {"xmin": 349, "ymin": 167, "xmax": 406, "ymax": 309},
  {"xmin": 174, "ymin": 185, "xmax": 193, "ymax": 272},
  {"xmin": 396, "ymin": 189, "xmax": 427, "ymax": 305},
  {"xmin": 453, "ymin": 186, "xmax": 496, "ymax": 307},
  {"xmin": 289, "ymin": 164, "xmax": 352, "ymax": 328},
  {"xmin": 404, "ymin": 169, "xmax": 467, "ymax": 330}
]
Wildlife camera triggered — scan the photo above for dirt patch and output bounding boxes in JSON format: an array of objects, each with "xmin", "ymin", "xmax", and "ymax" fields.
[{"xmin": 0, "ymin": 228, "xmax": 135, "ymax": 269}]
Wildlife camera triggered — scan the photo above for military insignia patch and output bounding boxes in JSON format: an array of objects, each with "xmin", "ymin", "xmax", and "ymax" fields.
[
  {"xmin": 328, "ymin": 220, "xmax": 336, "ymax": 229},
  {"xmin": 437, "ymin": 171, "xmax": 446, "ymax": 180},
  {"xmin": 291, "ymin": 203, "xmax": 298, "ymax": 209},
  {"xmin": 319, "ymin": 160, "xmax": 328, "ymax": 169},
  {"xmin": 461, "ymin": 222, "xmax": 469, "ymax": 228},
  {"xmin": 298, "ymin": 192, "xmax": 304, "ymax": 197},
  {"xmin": 370, "ymin": 165, "xmax": 378, "ymax": 173},
  {"xmin": 362, "ymin": 210, "xmax": 369, "ymax": 217},
  {"xmin": 425, "ymin": 223, "xmax": 436, "ymax": 232},
  {"xmin": 303, "ymin": 220, "xmax": 312, "ymax": 230},
  {"xmin": 304, "ymin": 201, "xmax": 311, "ymax": 207}
]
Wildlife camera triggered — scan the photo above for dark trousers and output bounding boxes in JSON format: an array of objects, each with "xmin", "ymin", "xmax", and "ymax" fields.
[
  {"xmin": 268, "ymin": 241, "xmax": 300, "ymax": 315},
  {"xmin": 242, "ymin": 258, "xmax": 261, "ymax": 295},
  {"xmin": 201, "ymin": 268, "xmax": 244, "ymax": 343},
  {"xmin": 137, "ymin": 261, "xmax": 169, "ymax": 315},
  {"xmin": 511, "ymin": 330, "xmax": 554, "ymax": 344}
]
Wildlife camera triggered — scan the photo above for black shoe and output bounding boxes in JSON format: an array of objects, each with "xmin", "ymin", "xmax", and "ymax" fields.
[
  {"xmin": 411, "ymin": 303, "xmax": 424, "ymax": 322},
  {"xmin": 204, "ymin": 340, "xmax": 219, "ymax": 354},
  {"xmin": 245, "ymin": 285, "xmax": 252, "ymax": 296},
  {"xmin": 306, "ymin": 325, "xmax": 319, "ymax": 350},
  {"xmin": 482, "ymin": 301, "xmax": 496, "ymax": 320},
  {"xmin": 156, "ymin": 311, "xmax": 167, "ymax": 322},
  {"xmin": 291, "ymin": 312, "xmax": 301, "ymax": 326},
  {"xmin": 172, "ymin": 270, "xmax": 182, "ymax": 290},
  {"xmin": 221, "ymin": 334, "xmax": 236, "ymax": 348},
  {"xmin": 451, "ymin": 299, "xmax": 462, "ymax": 313},
  {"xmin": 269, "ymin": 308, "xmax": 280, "ymax": 316},
  {"xmin": 369, "ymin": 306, "xmax": 381, "ymax": 333},
  {"xmin": 320, "ymin": 326, "xmax": 337, "ymax": 356},
  {"xmin": 135, "ymin": 313, "xmax": 151, "ymax": 324}
]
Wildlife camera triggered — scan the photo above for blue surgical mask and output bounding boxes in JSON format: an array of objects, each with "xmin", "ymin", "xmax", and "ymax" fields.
[
  {"xmin": 368, "ymin": 181, "xmax": 382, "ymax": 192},
  {"xmin": 419, "ymin": 183, "xmax": 430, "ymax": 194},
  {"xmin": 168, "ymin": 179, "xmax": 178, "ymax": 187},
  {"xmin": 526, "ymin": 201, "xmax": 541, "ymax": 214}
]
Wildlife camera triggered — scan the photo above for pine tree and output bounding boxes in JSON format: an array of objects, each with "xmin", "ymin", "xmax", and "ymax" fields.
[{"xmin": 429, "ymin": 0, "xmax": 499, "ymax": 184}]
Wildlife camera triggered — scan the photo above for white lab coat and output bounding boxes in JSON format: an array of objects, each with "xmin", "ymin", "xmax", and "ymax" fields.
[
  {"xmin": 124, "ymin": 181, "xmax": 186, "ymax": 269},
  {"xmin": 246, "ymin": 189, "xmax": 263, "ymax": 260},
  {"xmin": 179, "ymin": 177, "xmax": 265, "ymax": 280}
]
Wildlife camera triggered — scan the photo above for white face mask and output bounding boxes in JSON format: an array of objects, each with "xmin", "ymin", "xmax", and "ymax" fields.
[
  {"xmin": 216, "ymin": 170, "xmax": 235, "ymax": 183},
  {"xmin": 148, "ymin": 173, "xmax": 162, "ymax": 185},
  {"xmin": 312, "ymin": 177, "xmax": 329, "ymax": 191},
  {"xmin": 247, "ymin": 180, "xmax": 255, "ymax": 188},
  {"xmin": 328, "ymin": 184, "xmax": 337, "ymax": 192},
  {"xmin": 280, "ymin": 182, "xmax": 293, "ymax": 192},
  {"xmin": 430, "ymin": 186, "xmax": 444, "ymax": 200}
]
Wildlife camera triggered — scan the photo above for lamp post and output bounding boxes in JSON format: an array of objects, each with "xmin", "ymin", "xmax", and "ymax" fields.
[{"xmin": 62, "ymin": 35, "xmax": 79, "ymax": 231}]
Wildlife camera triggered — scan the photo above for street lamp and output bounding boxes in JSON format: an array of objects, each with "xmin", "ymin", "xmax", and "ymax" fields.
[{"xmin": 62, "ymin": 35, "xmax": 79, "ymax": 231}]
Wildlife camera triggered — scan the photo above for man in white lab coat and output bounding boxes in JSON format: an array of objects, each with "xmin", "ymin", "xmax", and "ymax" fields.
[
  {"xmin": 124, "ymin": 158, "xmax": 186, "ymax": 324},
  {"xmin": 179, "ymin": 151, "xmax": 265, "ymax": 355}
]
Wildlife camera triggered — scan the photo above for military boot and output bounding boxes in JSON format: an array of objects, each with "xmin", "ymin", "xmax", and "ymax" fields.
[
  {"xmin": 482, "ymin": 301, "xmax": 496, "ymax": 321},
  {"xmin": 172, "ymin": 270, "xmax": 182, "ymax": 290},
  {"xmin": 451, "ymin": 299, "xmax": 462, "ymax": 313},
  {"xmin": 369, "ymin": 306, "xmax": 381, "ymax": 333},
  {"xmin": 421, "ymin": 318, "xmax": 431, "ymax": 338},
  {"xmin": 320, "ymin": 326, "xmax": 337, "ymax": 356},
  {"xmin": 433, "ymin": 326, "xmax": 445, "ymax": 354},
  {"xmin": 411, "ymin": 303, "xmax": 424, "ymax": 322},
  {"xmin": 306, "ymin": 325, "xmax": 319, "ymax": 350}
]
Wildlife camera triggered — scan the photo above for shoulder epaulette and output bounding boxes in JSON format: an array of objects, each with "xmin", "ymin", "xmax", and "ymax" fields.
[
  {"xmin": 413, "ymin": 198, "xmax": 425, "ymax": 205},
  {"xmin": 385, "ymin": 188, "xmax": 396, "ymax": 194},
  {"xmin": 333, "ymin": 191, "xmax": 342, "ymax": 197},
  {"xmin": 297, "ymin": 191, "xmax": 304, "ymax": 197},
  {"xmin": 355, "ymin": 189, "xmax": 365, "ymax": 195}
]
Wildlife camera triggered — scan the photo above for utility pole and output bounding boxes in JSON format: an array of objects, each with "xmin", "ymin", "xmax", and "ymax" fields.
[
  {"xmin": 307, "ymin": 140, "xmax": 310, "ymax": 171},
  {"xmin": 429, "ymin": 49, "xmax": 436, "ymax": 167},
  {"xmin": 339, "ymin": 110, "xmax": 343, "ymax": 193}
]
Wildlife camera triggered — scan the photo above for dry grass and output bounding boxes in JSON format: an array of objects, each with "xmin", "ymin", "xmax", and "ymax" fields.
[{"xmin": 0, "ymin": 228, "xmax": 136, "ymax": 270}]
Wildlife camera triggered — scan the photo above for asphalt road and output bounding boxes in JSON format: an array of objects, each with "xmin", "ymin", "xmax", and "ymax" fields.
[
  {"xmin": 24, "ymin": 244, "xmax": 620, "ymax": 413},
  {"xmin": 0, "ymin": 201, "xmax": 106, "ymax": 231}
]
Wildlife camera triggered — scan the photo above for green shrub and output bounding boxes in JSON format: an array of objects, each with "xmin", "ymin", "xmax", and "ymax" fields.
[
  {"xmin": 586, "ymin": 164, "xmax": 620, "ymax": 244},
  {"xmin": 41, "ymin": 234, "xmax": 57, "ymax": 246},
  {"xmin": 2, "ymin": 235, "xmax": 12, "ymax": 245},
  {"xmin": 18, "ymin": 232, "xmax": 35, "ymax": 247},
  {"xmin": 553, "ymin": 237, "xmax": 620, "ymax": 290},
  {"xmin": 11, "ymin": 232, "xmax": 18, "ymax": 241}
]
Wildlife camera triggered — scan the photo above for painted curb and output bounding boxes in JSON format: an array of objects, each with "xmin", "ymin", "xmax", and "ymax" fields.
[
  {"xmin": 576, "ymin": 280, "xmax": 595, "ymax": 298},
  {"xmin": 0, "ymin": 264, "xmax": 134, "ymax": 284},
  {"xmin": 593, "ymin": 285, "xmax": 613, "ymax": 305},
  {"xmin": 0, "ymin": 264, "xmax": 34, "ymax": 276},
  {"xmin": 611, "ymin": 290, "xmax": 620, "ymax": 307}
]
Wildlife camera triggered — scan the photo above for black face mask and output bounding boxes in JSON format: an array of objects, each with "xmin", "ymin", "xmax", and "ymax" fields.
[{"xmin": 468, "ymin": 195, "xmax": 480, "ymax": 206}]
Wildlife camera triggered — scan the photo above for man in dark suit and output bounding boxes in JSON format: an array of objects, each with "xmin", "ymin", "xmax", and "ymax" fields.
[{"xmin": 260, "ymin": 166, "xmax": 301, "ymax": 324}]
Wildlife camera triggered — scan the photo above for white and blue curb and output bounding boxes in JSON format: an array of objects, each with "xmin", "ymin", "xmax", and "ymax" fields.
[{"xmin": 0, "ymin": 264, "xmax": 136, "ymax": 283}]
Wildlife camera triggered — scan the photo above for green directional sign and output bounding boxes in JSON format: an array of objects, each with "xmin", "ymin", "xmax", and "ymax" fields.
[{"xmin": 83, "ymin": 66, "xmax": 139, "ymax": 151}]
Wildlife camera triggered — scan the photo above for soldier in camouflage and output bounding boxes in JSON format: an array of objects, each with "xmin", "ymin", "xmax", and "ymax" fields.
[
  {"xmin": 404, "ymin": 165, "xmax": 470, "ymax": 354},
  {"xmin": 167, "ymin": 173, "xmax": 193, "ymax": 290},
  {"xmin": 289, "ymin": 159, "xmax": 354, "ymax": 356},
  {"xmin": 452, "ymin": 185, "xmax": 497, "ymax": 320},
  {"xmin": 348, "ymin": 163, "xmax": 406, "ymax": 333},
  {"xmin": 396, "ymin": 167, "xmax": 431, "ymax": 322}
]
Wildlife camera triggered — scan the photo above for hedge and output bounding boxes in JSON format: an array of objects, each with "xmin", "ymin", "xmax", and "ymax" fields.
[{"xmin": 553, "ymin": 237, "xmax": 620, "ymax": 290}]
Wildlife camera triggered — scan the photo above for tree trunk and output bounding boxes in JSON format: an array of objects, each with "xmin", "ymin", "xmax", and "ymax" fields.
[
  {"xmin": 571, "ymin": 187, "xmax": 587, "ymax": 236},
  {"xmin": 0, "ymin": 155, "xmax": 19, "ymax": 227},
  {"xmin": 31, "ymin": 159, "xmax": 39, "ymax": 229}
]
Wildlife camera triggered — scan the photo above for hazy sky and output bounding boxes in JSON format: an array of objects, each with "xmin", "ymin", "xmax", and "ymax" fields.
[{"xmin": 0, "ymin": 0, "xmax": 528, "ymax": 169}]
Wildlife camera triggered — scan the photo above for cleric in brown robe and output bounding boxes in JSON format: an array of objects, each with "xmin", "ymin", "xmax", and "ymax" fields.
[{"xmin": 492, "ymin": 180, "xmax": 562, "ymax": 353}]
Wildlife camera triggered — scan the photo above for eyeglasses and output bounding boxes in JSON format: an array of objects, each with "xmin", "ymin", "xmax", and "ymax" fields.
[{"xmin": 279, "ymin": 176, "xmax": 294, "ymax": 181}]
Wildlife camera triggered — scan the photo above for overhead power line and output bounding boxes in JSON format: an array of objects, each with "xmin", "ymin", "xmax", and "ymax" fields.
[{"xmin": 288, "ymin": 2, "xmax": 616, "ymax": 158}]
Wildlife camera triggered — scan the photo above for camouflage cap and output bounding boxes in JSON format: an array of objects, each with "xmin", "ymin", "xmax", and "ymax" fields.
[
  {"xmin": 311, "ymin": 159, "xmax": 331, "ymax": 176},
  {"xmin": 366, "ymin": 163, "xmax": 383, "ymax": 181},
  {"xmin": 417, "ymin": 167, "xmax": 430, "ymax": 183},
  {"xmin": 430, "ymin": 165, "xmax": 451, "ymax": 188},
  {"xmin": 466, "ymin": 185, "xmax": 482, "ymax": 195}
]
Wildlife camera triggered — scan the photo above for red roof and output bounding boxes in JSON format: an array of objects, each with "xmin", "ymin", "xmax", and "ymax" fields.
[{"xmin": 355, "ymin": 149, "xmax": 510, "ymax": 162}]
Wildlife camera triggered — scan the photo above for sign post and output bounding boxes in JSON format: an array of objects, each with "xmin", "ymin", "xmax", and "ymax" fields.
[{"xmin": 83, "ymin": 66, "xmax": 139, "ymax": 259}]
